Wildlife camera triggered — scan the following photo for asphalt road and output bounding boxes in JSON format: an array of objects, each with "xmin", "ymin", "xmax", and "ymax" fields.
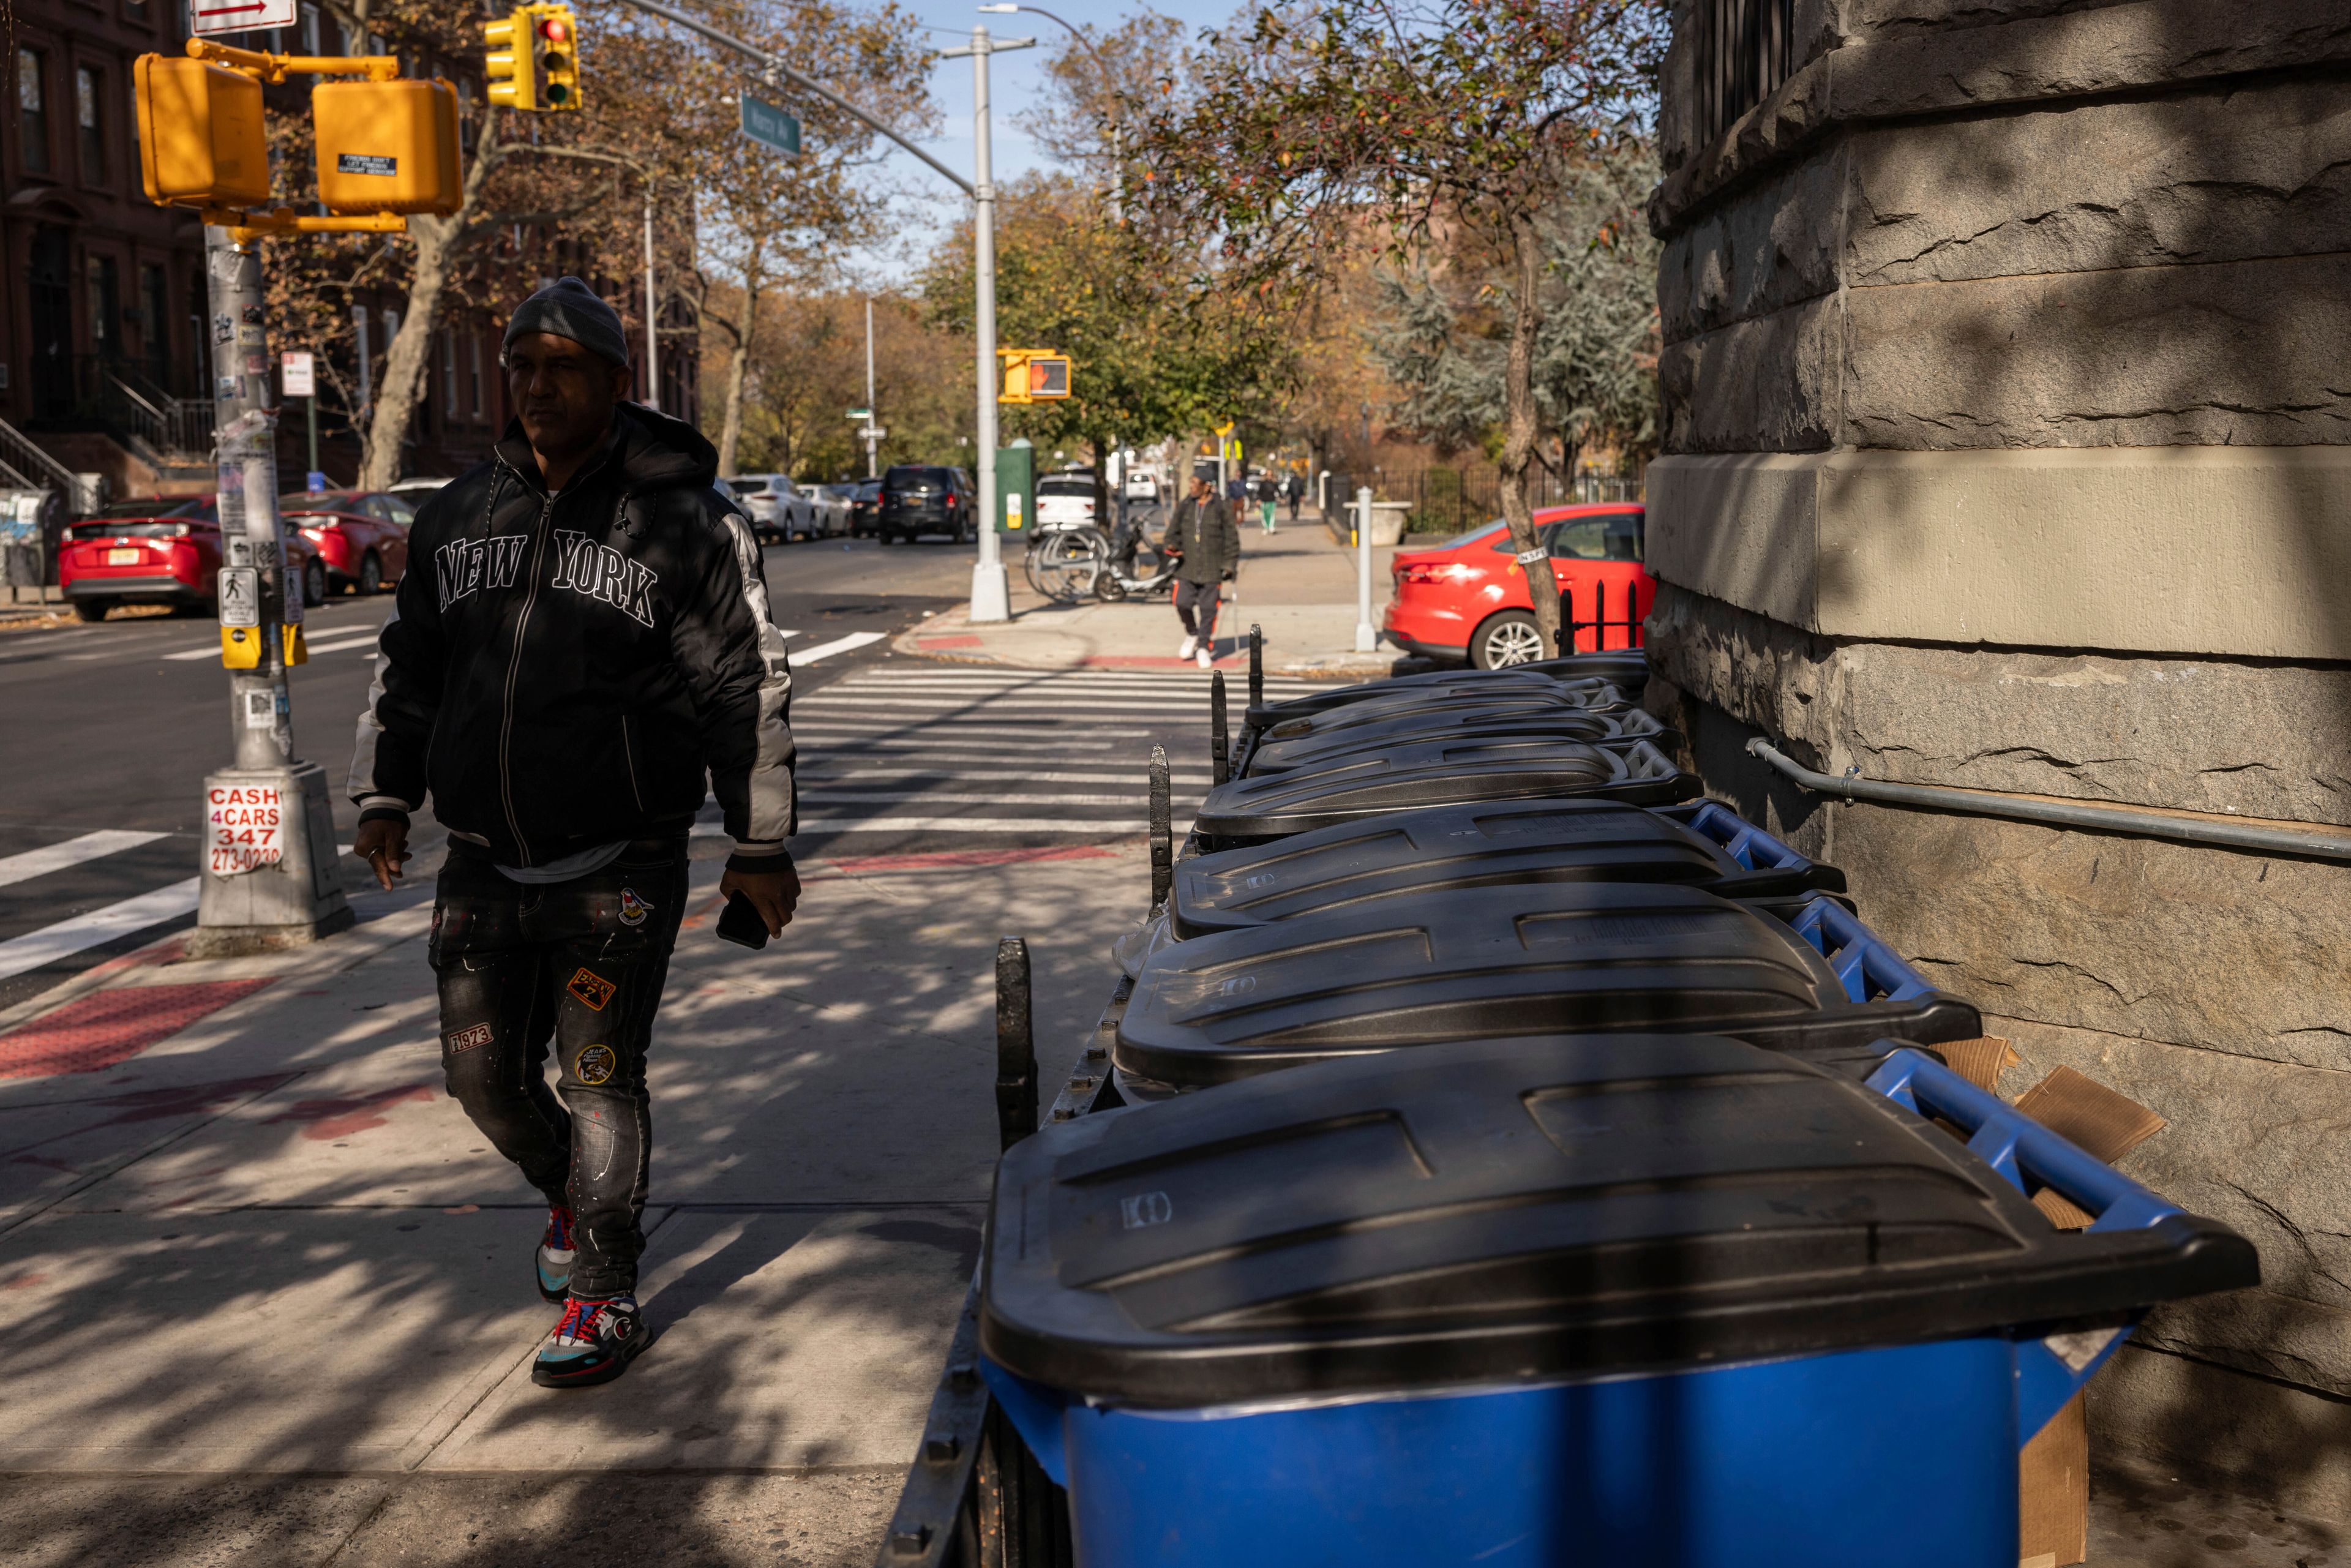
[{"xmin": 0, "ymin": 535, "xmax": 973, "ymax": 1010}]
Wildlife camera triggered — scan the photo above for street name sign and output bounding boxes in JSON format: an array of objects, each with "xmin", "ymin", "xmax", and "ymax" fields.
[
  {"xmin": 189, "ymin": 0, "xmax": 298, "ymax": 37},
  {"xmin": 741, "ymin": 94, "xmax": 801, "ymax": 156}
]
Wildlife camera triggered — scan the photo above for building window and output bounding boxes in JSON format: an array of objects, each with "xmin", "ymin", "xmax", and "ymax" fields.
[
  {"xmin": 76, "ymin": 66, "xmax": 105, "ymax": 185},
  {"xmin": 88, "ymin": 255, "xmax": 121, "ymax": 359},
  {"xmin": 300, "ymin": 3, "xmax": 321, "ymax": 56},
  {"xmin": 141, "ymin": 264, "xmax": 170, "ymax": 383},
  {"xmin": 18, "ymin": 50, "xmax": 50, "ymax": 176},
  {"xmin": 1692, "ymin": 0, "xmax": 1794, "ymax": 146}
]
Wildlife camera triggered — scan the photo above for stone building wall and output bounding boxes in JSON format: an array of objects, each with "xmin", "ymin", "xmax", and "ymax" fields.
[{"xmin": 1645, "ymin": 0, "xmax": 2351, "ymax": 1506}]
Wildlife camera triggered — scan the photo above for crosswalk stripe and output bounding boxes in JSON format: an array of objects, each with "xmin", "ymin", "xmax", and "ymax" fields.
[
  {"xmin": 161, "ymin": 643, "xmax": 224, "ymax": 662},
  {"xmin": 797, "ymin": 697, "xmax": 1243, "ymax": 713},
  {"xmin": 799, "ymin": 818, "xmax": 1151, "ymax": 835},
  {"xmin": 0, "ymin": 830, "xmax": 172, "ymax": 890},
  {"xmin": 305, "ymin": 632, "xmax": 383, "ymax": 655},
  {"xmin": 804, "ymin": 768, "xmax": 1203, "ymax": 784},
  {"xmin": 791, "ymin": 631, "xmax": 888, "ymax": 665},
  {"xmin": 0, "ymin": 876, "xmax": 201, "ymax": 983}
]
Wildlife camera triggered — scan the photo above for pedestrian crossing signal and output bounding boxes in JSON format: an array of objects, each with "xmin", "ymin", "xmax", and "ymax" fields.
[{"xmin": 997, "ymin": 349, "xmax": 1071, "ymax": 405}]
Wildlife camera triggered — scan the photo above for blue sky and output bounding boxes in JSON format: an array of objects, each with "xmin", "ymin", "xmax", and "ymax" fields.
[{"xmin": 847, "ymin": 0, "xmax": 1193, "ymax": 281}]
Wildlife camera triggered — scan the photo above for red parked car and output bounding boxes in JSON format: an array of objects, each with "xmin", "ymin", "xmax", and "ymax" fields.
[
  {"xmin": 58, "ymin": 497, "xmax": 328, "ymax": 624},
  {"xmin": 283, "ymin": 490, "xmax": 415, "ymax": 595},
  {"xmin": 1383, "ymin": 503, "xmax": 1654, "ymax": 669}
]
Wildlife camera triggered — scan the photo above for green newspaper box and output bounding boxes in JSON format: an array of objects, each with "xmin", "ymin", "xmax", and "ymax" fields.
[{"xmin": 997, "ymin": 443, "xmax": 1035, "ymax": 537}]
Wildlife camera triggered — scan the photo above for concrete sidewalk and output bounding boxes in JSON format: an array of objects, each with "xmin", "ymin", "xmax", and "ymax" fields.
[
  {"xmin": 0, "ymin": 827, "xmax": 1153, "ymax": 1565},
  {"xmin": 899, "ymin": 510, "xmax": 1407, "ymax": 678}
]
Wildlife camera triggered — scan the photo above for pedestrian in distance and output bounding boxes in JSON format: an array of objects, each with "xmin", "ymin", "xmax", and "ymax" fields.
[
  {"xmin": 1163, "ymin": 473, "xmax": 1239, "ymax": 670},
  {"xmin": 350, "ymin": 276, "xmax": 800, "ymax": 1390},
  {"xmin": 1285, "ymin": 472, "xmax": 1303, "ymax": 525},
  {"xmin": 1258, "ymin": 475, "xmax": 1278, "ymax": 535}
]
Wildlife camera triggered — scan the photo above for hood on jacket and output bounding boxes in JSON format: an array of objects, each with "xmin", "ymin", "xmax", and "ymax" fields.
[{"xmin": 493, "ymin": 402, "xmax": 720, "ymax": 497}]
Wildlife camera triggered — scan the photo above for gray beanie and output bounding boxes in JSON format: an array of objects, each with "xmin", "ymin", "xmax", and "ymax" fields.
[{"xmin": 502, "ymin": 276, "xmax": 631, "ymax": 369}]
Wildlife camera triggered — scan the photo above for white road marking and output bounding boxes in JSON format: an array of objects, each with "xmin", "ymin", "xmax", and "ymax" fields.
[
  {"xmin": 801, "ymin": 791, "xmax": 1190, "ymax": 807},
  {"xmin": 0, "ymin": 830, "xmax": 171, "ymax": 890},
  {"xmin": 792, "ymin": 722, "xmax": 1164, "ymax": 738},
  {"xmin": 307, "ymin": 634, "xmax": 384, "ymax": 655},
  {"xmin": 0, "ymin": 876, "xmax": 201, "ymax": 983},
  {"xmin": 790, "ymin": 631, "xmax": 888, "ymax": 665},
  {"xmin": 700, "ymin": 818, "xmax": 1153, "ymax": 836},
  {"xmin": 803, "ymin": 767, "xmax": 1204, "ymax": 784},
  {"xmin": 162, "ymin": 643, "xmax": 227, "ymax": 661}
]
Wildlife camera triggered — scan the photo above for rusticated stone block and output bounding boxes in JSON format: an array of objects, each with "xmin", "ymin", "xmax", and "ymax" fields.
[
  {"xmin": 1844, "ymin": 252, "xmax": 2351, "ymax": 449},
  {"xmin": 1847, "ymin": 80, "xmax": 2351, "ymax": 288},
  {"xmin": 1657, "ymin": 295, "xmax": 1841, "ymax": 454},
  {"xmin": 2091, "ymin": 1343, "xmax": 2351, "ymax": 1513},
  {"xmin": 1658, "ymin": 151, "xmax": 1845, "ymax": 343}
]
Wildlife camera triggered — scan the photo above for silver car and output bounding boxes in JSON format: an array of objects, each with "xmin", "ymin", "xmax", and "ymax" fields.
[{"xmin": 727, "ymin": 474, "xmax": 820, "ymax": 543}]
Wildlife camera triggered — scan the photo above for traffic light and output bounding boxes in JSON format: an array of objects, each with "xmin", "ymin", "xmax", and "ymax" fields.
[
  {"xmin": 134, "ymin": 55, "xmax": 269, "ymax": 209},
  {"xmin": 997, "ymin": 348, "xmax": 1072, "ymax": 405},
  {"xmin": 484, "ymin": 6, "xmax": 580, "ymax": 113},
  {"xmin": 534, "ymin": 7, "xmax": 581, "ymax": 111},
  {"xmin": 483, "ymin": 9, "xmax": 535, "ymax": 111}
]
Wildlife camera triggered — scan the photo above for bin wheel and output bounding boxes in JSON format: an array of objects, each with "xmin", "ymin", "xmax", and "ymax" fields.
[{"xmin": 1470, "ymin": 610, "xmax": 1543, "ymax": 669}]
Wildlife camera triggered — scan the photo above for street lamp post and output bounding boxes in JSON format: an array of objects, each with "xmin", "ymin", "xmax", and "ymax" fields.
[
  {"xmin": 942, "ymin": 24, "xmax": 1033, "ymax": 624},
  {"xmin": 977, "ymin": 3, "xmax": 1123, "ymax": 225}
]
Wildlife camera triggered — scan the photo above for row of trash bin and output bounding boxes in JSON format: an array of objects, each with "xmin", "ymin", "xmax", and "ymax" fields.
[{"xmin": 888, "ymin": 650, "xmax": 2258, "ymax": 1568}]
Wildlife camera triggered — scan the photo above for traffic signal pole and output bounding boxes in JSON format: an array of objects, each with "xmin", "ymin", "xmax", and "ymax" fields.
[{"xmin": 190, "ymin": 223, "xmax": 351, "ymax": 955}]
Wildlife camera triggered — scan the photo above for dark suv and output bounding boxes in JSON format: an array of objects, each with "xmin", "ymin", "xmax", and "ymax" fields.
[{"xmin": 878, "ymin": 465, "xmax": 974, "ymax": 546}]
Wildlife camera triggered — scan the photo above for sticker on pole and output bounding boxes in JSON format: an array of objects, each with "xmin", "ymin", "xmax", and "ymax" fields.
[
  {"xmin": 208, "ymin": 782, "xmax": 284, "ymax": 875},
  {"xmin": 1514, "ymin": 548, "xmax": 1548, "ymax": 565},
  {"xmin": 217, "ymin": 567, "xmax": 260, "ymax": 627},
  {"xmin": 281, "ymin": 352, "xmax": 315, "ymax": 399},
  {"xmin": 190, "ymin": 0, "xmax": 298, "ymax": 37}
]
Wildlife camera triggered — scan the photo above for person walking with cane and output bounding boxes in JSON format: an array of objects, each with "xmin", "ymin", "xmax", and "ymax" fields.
[{"xmin": 1164, "ymin": 473, "xmax": 1237, "ymax": 670}]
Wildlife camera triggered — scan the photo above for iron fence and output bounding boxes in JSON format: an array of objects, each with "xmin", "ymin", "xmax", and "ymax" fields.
[{"xmin": 1560, "ymin": 577, "xmax": 1648, "ymax": 654}]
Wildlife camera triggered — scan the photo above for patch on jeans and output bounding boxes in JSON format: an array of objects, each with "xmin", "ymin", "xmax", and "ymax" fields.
[
  {"xmin": 618, "ymin": 887, "xmax": 652, "ymax": 927},
  {"xmin": 574, "ymin": 1044, "xmax": 617, "ymax": 1086},
  {"xmin": 566, "ymin": 967, "xmax": 617, "ymax": 1011},
  {"xmin": 444, "ymin": 1022, "xmax": 494, "ymax": 1053}
]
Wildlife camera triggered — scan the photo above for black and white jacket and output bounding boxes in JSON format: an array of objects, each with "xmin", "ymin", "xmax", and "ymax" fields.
[{"xmin": 350, "ymin": 404, "xmax": 795, "ymax": 871}]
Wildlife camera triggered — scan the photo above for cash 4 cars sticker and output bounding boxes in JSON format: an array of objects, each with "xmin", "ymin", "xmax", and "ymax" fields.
[{"xmin": 207, "ymin": 783, "xmax": 282, "ymax": 874}]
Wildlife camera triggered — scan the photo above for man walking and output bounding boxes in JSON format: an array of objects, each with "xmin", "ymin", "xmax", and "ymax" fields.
[
  {"xmin": 1163, "ymin": 473, "xmax": 1237, "ymax": 670},
  {"xmin": 1284, "ymin": 472, "xmax": 1303, "ymax": 526},
  {"xmin": 350, "ymin": 277, "xmax": 800, "ymax": 1389}
]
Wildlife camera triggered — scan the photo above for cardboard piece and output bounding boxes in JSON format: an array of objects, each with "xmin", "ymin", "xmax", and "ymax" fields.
[
  {"xmin": 2013, "ymin": 1065, "xmax": 2167, "ymax": 1164},
  {"xmin": 1936, "ymin": 1035, "xmax": 2020, "ymax": 1093},
  {"xmin": 2009, "ymin": 1063, "xmax": 2165, "ymax": 1568}
]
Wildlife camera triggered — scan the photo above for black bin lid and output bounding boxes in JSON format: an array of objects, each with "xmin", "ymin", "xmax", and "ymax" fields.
[
  {"xmin": 1116, "ymin": 880, "xmax": 1979, "ymax": 1092},
  {"xmin": 981, "ymin": 1033, "xmax": 2255, "ymax": 1406},
  {"xmin": 1171, "ymin": 798, "xmax": 1835, "ymax": 938},
  {"xmin": 1247, "ymin": 703, "xmax": 1673, "ymax": 776},
  {"xmin": 1245, "ymin": 669, "xmax": 1631, "ymax": 730},
  {"xmin": 1195, "ymin": 737, "xmax": 1700, "ymax": 844}
]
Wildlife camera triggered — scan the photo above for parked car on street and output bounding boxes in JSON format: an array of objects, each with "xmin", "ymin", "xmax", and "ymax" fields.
[
  {"xmin": 1035, "ymin": 469, "xmax": 1101, "ymax": 532},
  {"xmin": 878, "ymin": 465, "xmax": 975, "ymax": 545},
  {"xmin": 1382, "ymin": 503, "xmax": 1653, "ymax": 669},
  {"xmin": 818, "ymin": 482, "xmax": 861, "ymax": 537},
  {"xmin": 58, "ymin": 497, "xmax": 328, "ymax": 623},
  {"xmin": 727, "ymin": 474, "xmax": 820, "ymax": 543},
  {"xmin": 384, "ymin": 476, "xmax": 449, "ymax": 503},
  {"xmin": 1122, "ymin": 469, "xmax": 1160, "ymax": 503},
  {"xmin": 283, "ymin": 490, "xmax": 414, "ymax": 595},
  {"xmin": 847, "ymin": 477, "xmax": 883, "ymax": 538}
]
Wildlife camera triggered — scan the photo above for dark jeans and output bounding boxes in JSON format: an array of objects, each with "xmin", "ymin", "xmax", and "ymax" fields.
[
  {"xmin": 429, "ymin": 836, "xmax": 690, "ymax": 1298},
  {"xmin": 1176, "ymin": 580, "xmax": 1221, "ymax": 642}
]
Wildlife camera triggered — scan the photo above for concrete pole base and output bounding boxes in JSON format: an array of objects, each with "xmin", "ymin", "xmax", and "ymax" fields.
[
  {"xmin": 192, "ymin": 759, "xmax": 355, "ymax": 956},
  {"xmin": 969, "ymin": 560, "xmax": 1011, "ymax": 623}
]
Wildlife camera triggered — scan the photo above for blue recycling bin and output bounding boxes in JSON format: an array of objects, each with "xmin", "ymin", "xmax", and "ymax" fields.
[{"xmin": 979, "ymin": 1034, "xmax": 2256, "ymax": 1568}]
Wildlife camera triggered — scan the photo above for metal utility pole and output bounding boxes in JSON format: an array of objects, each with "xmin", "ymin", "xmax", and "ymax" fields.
[
  {"xmin": 191, "ymin": 225, "xmax": 351, "ymax": 956},
  {"xmin": 978, "ymin": 4, "xmax": 1122, "ymax": 223},
  {"xmin": 942, "ymin": 24, "xmax": 1033, "ymax": 623},
  {"xmin": 642, "ymin": 184, "xmax": 661, "ymax": 411},
  {"xmin": 1354, "ymin": 486, "xmax": 1376, "ymax": 653},
  {"xmin": 863, "ymin": 296, "xmax": 879, "ymax": 479}
]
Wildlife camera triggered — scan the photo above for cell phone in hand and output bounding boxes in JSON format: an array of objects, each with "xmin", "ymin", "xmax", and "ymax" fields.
[{"xmin": 715, "ymin": 890, "xmax": 770, "ymax": 950}]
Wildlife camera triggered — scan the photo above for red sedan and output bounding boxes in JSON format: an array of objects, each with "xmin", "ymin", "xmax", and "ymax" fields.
[
  {"xmin": 58, "ymin": 498, "xmax": 328, "ymax": 623},
  {"xmin": 284, "ymin": 490, "xmax": 414, "ymax": 595},
  {"xmin": 1383, "ymin": 503, "xmax": 1654, "ymax": 669}
]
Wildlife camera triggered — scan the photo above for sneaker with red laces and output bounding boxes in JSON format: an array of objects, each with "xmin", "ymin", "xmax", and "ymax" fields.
[
  {"xmin": 532, "ymin": 1294, "xmax": 646, "ymax": 1387},
  {"xmin": 536, "ymin": 1204, "xmax": 575, "ymax": 1303}
]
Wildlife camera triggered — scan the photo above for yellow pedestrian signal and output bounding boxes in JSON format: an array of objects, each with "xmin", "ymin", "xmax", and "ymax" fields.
[
  {"xmin": 135, "ymin": 56, "xmax": 269, "ymax": 209},
  {"xmin": 483, "ymin": 10, "xmax": 535, "ymax": 111},
  {"xmin": 484, "ymin": 5, "xmax": 580, "ymax": 113},
  {"xmin": 997, "ymin": 348, "xmax": 1072, "ymax": 405},
  {"xmin": 313, "ymin": 80, "xmax": 462, "ymax": 215}
]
